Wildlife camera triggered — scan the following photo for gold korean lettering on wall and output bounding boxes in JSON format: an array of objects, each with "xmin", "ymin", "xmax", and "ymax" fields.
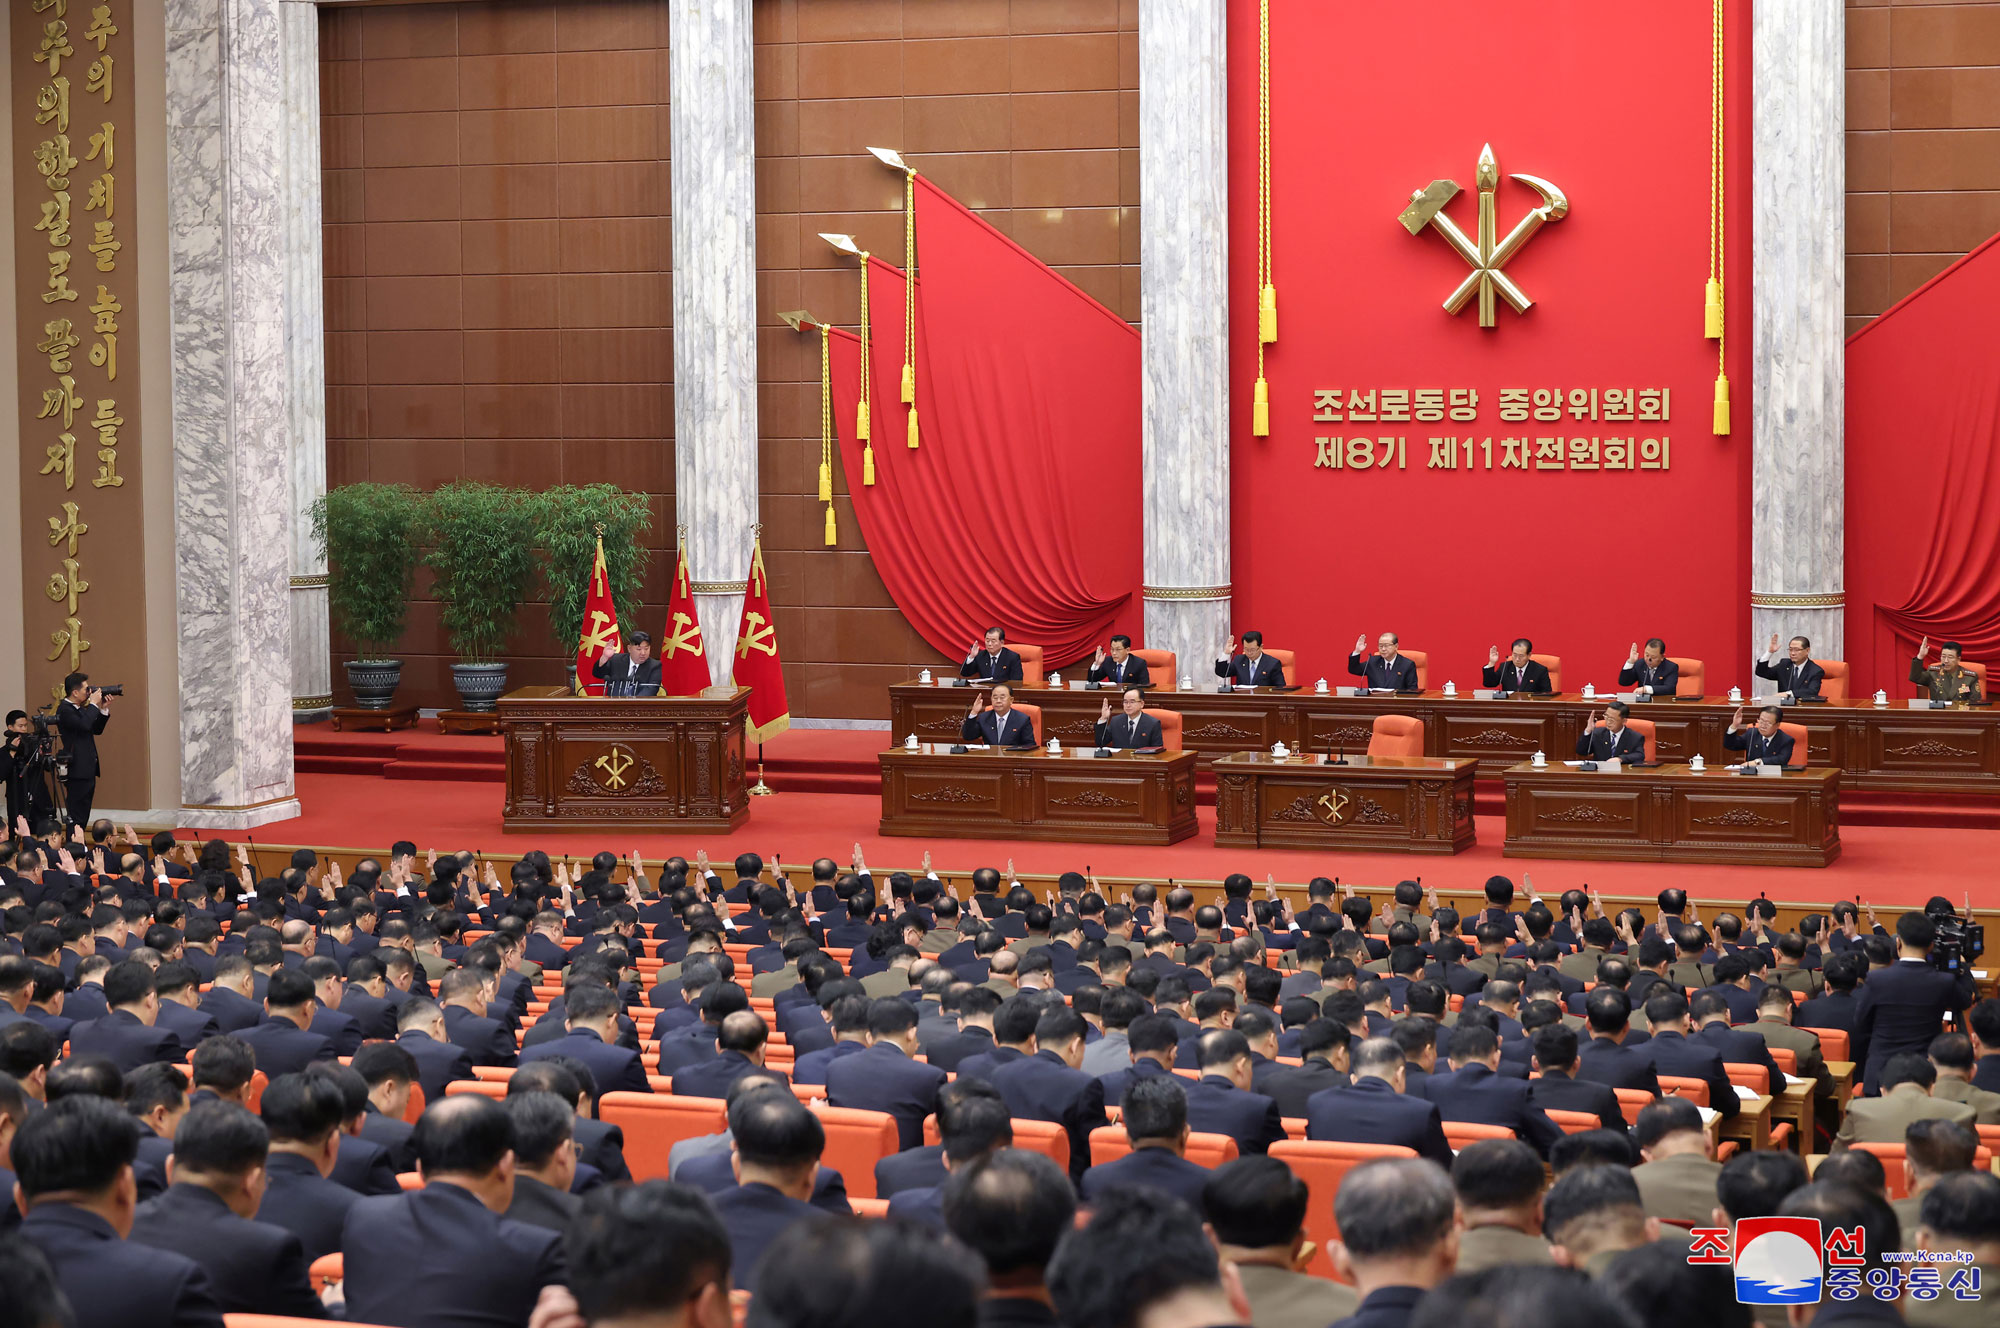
[
  {"xmin": 1302, "ymin": 384, "xmax": 1673, "ymax": 473},
  {"xmin": 13, "ymin": 0, "xmax": 148, "ymax": 809}
]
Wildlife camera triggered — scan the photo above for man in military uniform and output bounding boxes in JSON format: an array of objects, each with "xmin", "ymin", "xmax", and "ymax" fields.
[{"xmin": 1911, "ymin": 637, "xmax": 1983, "ymax": 705}]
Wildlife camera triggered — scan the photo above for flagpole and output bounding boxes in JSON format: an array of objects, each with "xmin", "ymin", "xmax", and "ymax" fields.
[{"xmin": 750, "ymin": 741, "xmax": 774, "ymax": 797}]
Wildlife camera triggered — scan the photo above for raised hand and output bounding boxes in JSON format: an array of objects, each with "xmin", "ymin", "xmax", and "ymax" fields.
[
  {"xmin": 15, "ymin": 814, "xmax": 29, "ymax": 838},
  {"xmin": 1355, "ymin": 634, "xmax": 1369, "ymax": 656},
  {"xmin": 1918, "ymin": 636, "xmax": 1929, "ymax": 660},
  {"xmin": 1265, "ymin": 873, "xmax": 1278, "ymax": 899},
  {"xmin": 1099, "ymin": 698, "xmax": 1112, "ymax": 722},
  {"xmin": 1586, "ymin": 709, "xmax": 1598, "ymax": 728},
  {"xmin": 695, "ymin": 848, "xmax": 710, "ymax": 874},
  {"xmin": 1093, "ymin": 646, "xmax": 1106, "ymax": 666},
  {"xmin": 1224, "ymin": 635, "xmax": 1236, "ymax": 655},
  {"xmin": 1524, "ymin": 874, "xmax": 1539, "ymax": 905},
  {"xmin": 1589, "ymin": 885, "xmax": 1604, "ymax": 917},
  {"xmin": 1627, "ymin": 642, "xmax": 1640, "ymax": 665},
  {"xmin": 1488, "ymin": 645, "xmax": 1501, "ymax": 667},
  {"xmin": 426, "ymin": 847, "xmax": 439, "ymax": 871},
  {"xmin": 967, "ymin": 695, "xmax": 987, "ymax": 719},
  {"xmin": 1425, "ymin": 881, "xmax": 1440, "ymax": 910},
  {"xmin": 852, "ymin": 842, "xmax": 866, "ymax": 872},
  {"xmin": 922, "ymin": 849, "xmax": 933, "ymax": 874},
  {"xmin": 1730, "ymin": 705, "xmax": 1745, "ymax": 729},
  {"xmin": 1005, "ymin": 857, "xmax": 1017, "ymax": 883},
  {"xmin": 1340, "ymin": 879, "xmax": 1353, "ymax": 901},
  {"xmin": 1768, "ymin": 632, "xmax": 1780, "ymax": 654}
]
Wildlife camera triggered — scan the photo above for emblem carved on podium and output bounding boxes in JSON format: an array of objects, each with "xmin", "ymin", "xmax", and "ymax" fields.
[
  {"xmin": 1314, "ymin": 789, "xmax": 1352, "ymax": 825},
  {"xmin": 568, "ymin": 744, "xmax": 666, "ymax": 797}
]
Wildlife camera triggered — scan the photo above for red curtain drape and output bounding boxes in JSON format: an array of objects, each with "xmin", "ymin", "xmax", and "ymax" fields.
[
  {"xmin": 826, "ymin": 177, "xmax": 1142, "ymax": 670},
  {"xmin": 1846, "ymin": 232, "xmax": 2000, "ymax": 691}
]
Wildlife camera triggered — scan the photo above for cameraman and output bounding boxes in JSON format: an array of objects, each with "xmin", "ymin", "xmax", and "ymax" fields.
[
  {"xmin": 3, "ymin": 709, "xmax": 53, "ymax": 834},
  {"xmin": 1853, "ymin": 907, "xmax": 1977, "ymax": 1097},
  {"xmin": 55, "ymin": 671, "xmax": 111, "ymax": 827}
]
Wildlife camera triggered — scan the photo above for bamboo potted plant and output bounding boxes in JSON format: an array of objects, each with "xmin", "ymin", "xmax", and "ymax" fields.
[
  {"xmin": 309, "ymin": 482, "xmax": 422, "ymax": 709},
  {"xmin": 535, "ymin": 484, "xmax": 654, "ymax": 688},
  {"xmin": 421, "ymin": 481, "xmax": 540, "ymax": 711}
]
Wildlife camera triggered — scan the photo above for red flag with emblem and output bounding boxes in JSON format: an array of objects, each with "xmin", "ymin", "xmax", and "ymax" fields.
[
  {"xmin": 658, "ymin": 532, "xmax": 709, "ymax": 696},
  {"xmin": 573, "ymin": 535, "xmax": 621, "ymax": 696},
  {"xmin": 730, "ymin": 538, "xmax": 790, "ymax": 741}
]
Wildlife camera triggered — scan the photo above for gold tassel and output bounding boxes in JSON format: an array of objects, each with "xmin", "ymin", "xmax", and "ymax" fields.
[
  {"xmin": 1712, "ymin": 371, "xmax": 1731, "ymax": 435},
  {"xmin": 1259, "ymin": 284, "xmax": 1277, "ymax": 344},
  {"xmin": 855, "ymin": 399, "xmax": 870, "ymax": 441},
  {"xmin": 817, "ymin": 462, "xmax": 832, "ymax": 503},
  {"xmin": 1252, "ymin": 377, "xmax": 1270, "ymax": 437},
  {"xmin": 862, "ymin": 445, "xmax": 876, "ymax": 486},
  {"xmin": 824, "ymin": 505, "xmax": 837, "ymax": 546},
  {"xmin": 900, "ymin": 362, "xmax": 915, "ymax": 404},
  {"xmin": 907, "ymin": 405, "xmax": 920, "ymax": 449},
  {"xmin": 1703, "ymin": 279, "xmax": 1723, "ymax": 339}
]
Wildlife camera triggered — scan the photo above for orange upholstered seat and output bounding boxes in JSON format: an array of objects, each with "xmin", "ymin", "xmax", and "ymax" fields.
[
  {"xmin": 1270, "ymin": 1140, "xmax": 1418, "ymax": 1277},
  {"xmin": 1008, "ymin": 703, "xmax": 1042, "ymax": 743},
  {"xmin": 1621, "ymin": 717, "xmax": 1658, "ymax": 763},
  {"xmin": 598, "ymin": 1093, "xmax": 728, "ymax": 1181},
  {"xmin": 1778, "ymin": 722, "xmax": 1810, "ymax": 768},
  {"xmin": 1366, "ymin": 715, "xmax": 1425, "ymax": 759},
  {"xmin": 811, "ymin": 1107, "xmax": 901, "ymax": 1199},
  {"xmin": 1132, "ymin": 648, "xmax": 1177, "ymax": 687},
  {"xmin": 1816, "ymin": 659, "xmax": 1848, "ymax": 700},
  {"xmin": 1013, "ymin": 645, "xmax": 1045, "ymax": 686},
  {"xmin": 1531, "ymin": 654, "xmax": 1563, "ymax": 690},
  {"xmin": 1086, "ymin": 1126, "xmax": 1239, "ymax": 1170},
  {"xmin": 1668, "ymin": 657, "xmax": 1705, "ymax": 695},
  {"xmin": 1400, "ymin": 650, "xmax": 1429, "ymax": 689},
  {"xmin": 1266, "ymin": 648, "xmax": 1296, "ymax": 686},
  {"xmin": 1145, "ymin": 708, "xmax": 1182, "ymax": 749}
]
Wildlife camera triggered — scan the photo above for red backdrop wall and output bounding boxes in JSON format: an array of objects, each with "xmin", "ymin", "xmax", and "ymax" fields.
[{"xmin": 1226, "ymin": 0, "xmax": 1753, "ymax": 694}]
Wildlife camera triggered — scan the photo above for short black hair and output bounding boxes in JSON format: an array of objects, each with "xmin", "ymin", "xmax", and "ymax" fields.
[
  {"xmin": 1333, "ymin": 1158, "xmax": 1456, "ymax": 1259},
  {"xmin": 261, "ymin": 1071, "xmax": 346, "ymax": 1145},
  {"xmin": 1881, "ymin": 1052, "xmax": 1936, "ymax": 1092},
  {"xmin": 1202, "ymin": 1155, "xmax": 1308, "ymax": 1249},
  {"xmin": 45, "ymin": 1057, "xmax": 122, "ymax": 1102},
  {"xmin": 750, "ymin": 1211, "xmax": 984, "ymax": 1327},
  {"xmin": 567, "ymin": 1181, "xmax": 732, "ymax": 1322},
  {"xmin": 1543, "ymin": 1164, "xmax": 1645, "ymax": 1239},
  {"xmin": 1411, "ymin": 1265, "xmax": 1643, "ymax": 1328},
  {"xmin": 0, "ymin": 1229, "xmax": 70, "ymax": 1328},
  {"xmin": 1716, "ymin": 1149, "xmax": 1808, "ymax": 1220},
  {"xmin": 504, "ymin": 1091, "xmax": 576, "ymax": 1169},
  {"xmin": 10, "ymin": 1093, "xmax": 139, "ymax": 1197},
  {"xmin": 265, "ymin": 968, "xmax": 316, "ymax": 1009},
  {"xmin": 1810, "ymin": 1148, "xmax": 1887, "ymax": 1195},
  {"xmin": 102, "ymin": 959, "xmax": 155, "ymax": 1009},
  {"xmin": 1452, "ymin": 1138, "xmax": 1546, "ymax": 1209},
  {"xmin": 1918, "ymin": 1170, "xmax": 2000, "ymax": 1244},
  {"xmin": 942, "ymin": 1150, "xmax": 1077, "ymax": 1277},
  {"xmin": 1905, "ymin": 1117, "xmax": 1979, "ymax": 1181},
  {"xmin": 1593, "ymin": 1244, "xmax": 1732, "ymax": 1328},
  {"xmin": 937, "ymin": 1081, "xmax": 1013, "ymax": 1163},
  {"xmin": 415, "ymin": 1094, "xmax": 515, "ymax": 1175},
  {"xmin": 1048, "ymin": 1187, "xmax": 1221, "ymax": 1328},
  {"xmin": 122, "ymin": 1062, "xmax": 188, "ymax": 1120},
  {"xmin": 1632, "ymin": 1097, "xmax": 1705, "ymax": 1149},
  {"xmin": 171, "ymin": 1101, "xmax": 270, "ymax": 1176},
  {"xmin": 191, "ymin": 1033, "xmax": 257, "ymax": 1093},
  {"xmin": 1781, "ymin": 1182, "xmax": 1900, "ymax": 1277},
  {"xmin": 351, "ymin": 1041, "xmax": 419, "ymax": 1090},
  {"xmin": 1121, "ymin": 1075, "xmax": 1187, "ymax": 1143}
]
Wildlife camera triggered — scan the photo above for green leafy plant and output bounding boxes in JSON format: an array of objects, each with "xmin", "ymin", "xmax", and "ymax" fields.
[
  {"xmin": 420, "ymin": 482, "xmax": 540, "ymax": 663},
  {"xmin": 534, "ymin": 484, "xmax": 654, "ymax": 654},
  {"xmin": 309, "ymin": 482, "xmax": 422, "ymax": 660}
]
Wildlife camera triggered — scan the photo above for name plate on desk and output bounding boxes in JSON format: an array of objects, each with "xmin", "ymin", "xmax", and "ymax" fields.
[
  {"xmin": 1908, "ymin": 699, "xmax": 1943, "ymax": 710},
  {"xmin": 1473, "ymin": 689, "xmax": 1502, "ymax": 700},
  {"xmin": 1337, "ymin": 686, "xmax": 1366, "ymax": 697},
  {"xmin": 1616, "ymin": 692, "xmax": 1643, "ymax": 704}
]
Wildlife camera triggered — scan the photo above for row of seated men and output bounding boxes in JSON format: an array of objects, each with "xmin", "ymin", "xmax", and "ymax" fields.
[{"xmin": 1, "ymin": 1032, "xmax": 1995, "ymax": 1328}]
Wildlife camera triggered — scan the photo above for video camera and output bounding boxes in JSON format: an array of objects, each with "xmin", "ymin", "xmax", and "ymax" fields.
[{"xmin": 1926, "ymin": 899, "xmax": 1986, "ymax": 973}]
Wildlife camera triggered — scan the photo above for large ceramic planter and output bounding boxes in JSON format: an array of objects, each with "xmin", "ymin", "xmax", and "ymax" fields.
[
  {"xmin": 451, "ymin": 661, "xmax": 510, "ymax": 712},
  {"xmin": 343, "ymin": 659, "xmax": 404, "ymax": 710}
]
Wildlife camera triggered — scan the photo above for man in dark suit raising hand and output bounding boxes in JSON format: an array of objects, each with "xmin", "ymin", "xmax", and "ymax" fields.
[{"xmin": 1093, "ymin": 688, "xmax": 1162, "ymax": 749}]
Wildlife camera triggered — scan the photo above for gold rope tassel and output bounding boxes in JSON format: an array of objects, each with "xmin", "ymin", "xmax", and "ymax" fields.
[
  {"xmin": 817, "ymin": 462, "xmax": 831, "ymax": 504},
  {"xmin": 825, "ymin": 505, "xmax": 837, "ymax": 546},
  {"xmin": 1251, "ymin": 0, "xmax": 1274, "ymax": 435},
  {"xmin": 819, "ymin": 323, "xmax": 838, "ymax": 542},
  {"xmin": 1259, "ymin": 283, "xmax": 1277, "ymax": 345},
  {"xmin": 1704, "ymin": 0, "xmax": 1724, "ymax": 341},
  {"xmin": 900, "ymin": 363, "xmax": 915, "ymax": 404},
  {"xmin": 902, "ymin": 170, "xmax": 918, "ymax": 405},
  {"xmin": 1703, "ymin": 278, "xmax": 1723, "ymax": 339},
  {"xmin": 907, "ymin": 403, "xmax": 920, "ymax": 449},
  {"xmin": 1253, "ymin": 377, "xmax": 1270, "ymax": 436},
  {"xmin": 855, "ymin": 254, "xmax": 872, "ymax": 441},
  {"xmin": 863, "ymin": 445, "xmax": 875, "ymax": 486},
  {"xmin": 1713, "ymin": 371, "xmax": 1731, "ymax": 435}
]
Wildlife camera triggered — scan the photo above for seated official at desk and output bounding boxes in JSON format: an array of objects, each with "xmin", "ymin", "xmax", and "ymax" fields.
[
  {"xmin": 1575, "ymin": 702, "xmax": 1647, "ymax": 763},
  {"xmin": 1911, "ymin": 637, "xmax": 1982, "ymax": 704},
  {"xmin": 961, "ymin": 626, "xmax": 1024, "ymax": 682},
  {"xmin": 1348, "ymin": 632, "xmax": 1420, "ymax": 692},
  {"xmin": 1482, "ymin": 638, "xmax": 1551, "ymax": 694},
  {"xmin": 593, "ymin": 632, "xmax": 662, "ymax": 697},
  {"xmin": 963, "ymin": 684, "xmax": 1037, "ymax": 746},
  {"xmin": 1215, "ymin": 631, "xmax": 1286, "ymax": 687},
  {"xmin": 1087, "ymin": 635, "xmax": 1151, "ymax": 688},
  {"xmin": 1754, "ymin": 633, "xmax": 1824, "ymax": 702},
  {"xmin": 1619, "ymin": 638, "xmax": 1679, "ymax": 697},
  {"xmin": 1093, "ymin": 687, "xmax": 1163, "ymax": 749},
  {"xmin": 1723, "ymin": 704, "xmax": 1795, "ymax": 767}
]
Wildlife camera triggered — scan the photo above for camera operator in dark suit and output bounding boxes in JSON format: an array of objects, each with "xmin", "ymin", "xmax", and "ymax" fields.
[
  {"xmin": 5, "ymin": 708, "xmax": 55, "ymax": 833},
  {"xmin": 591, "ymin": 632, "xmax": 662, "ymax": 697},
  {"xmin": 56, "ymin": 672, "xmax": 111, "ymax": 827}
]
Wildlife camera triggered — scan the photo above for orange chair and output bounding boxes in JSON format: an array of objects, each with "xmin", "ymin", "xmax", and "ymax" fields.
[
  {"xmin": 599, "ymin": 1092, "xmax": 728, "ymax": 1181},
  {"xmin": 1133, "ymin": 648, "xmax": 1178, "ymax": 688},
  {"xmin": 226, "ymin": 1317, "xmax": 400, "ymax": 1328},
  {"xmin": 1817, "ymin": 659, "xmax": 1849, "ymax": 700},
  {"xmin": 247, "ymin": 1070, "xmax": 270, "ymax": 1116},
  {"xmin": 1402, "ymin": 650, "xmax": 1430, "ymax": 689},
  {"xmin": 1144, "ymin": 708, "xmax": 1183, "ymax": 749},
  {"xmin": 1532, "ymin": 654, "xmax": 1563, "ymax": 690},
  {"xmin": 1086, "ymin": 1126, "xmax": 1239, "ymax": 1171},
  {"xmin": 1443, "ymin": 1121, "xmax": 1515, "ymax": 1151},
  {"xmin": 1614, "ymin": 1089, "xmax": 1653, "ymax": 1126},
  {"xmin": 307, "ymin": 1254, "xmax": 342, "ymax": 1294},
  {"xmin": 791, "ymin": 1082, "xmax": 828, "ymax": 1102},
  {"xmin": 1659, "ymin": 1076, "xmax": 1710, "ymax": 1108},
  {"xmin": 1852, "ymin": 1142, "xmax": 1993, "ymax": 1199},
  {"xmin": 395, "ymin": 1172, "xmax": 423, "ymax": 1191},
  {"xmin": 1669, "ymin": 657, "xmax": 1706, "ymax": 696},
  {"xmin": 920, "ymin": 1115, "xmax": 1071, "ymax": 1173},
  {"xmin": 1621, "ymin": 717, "xmax": 1658, "ymax": 763},
  {"xmin": 1802, "ymin": 1027, "xmax": 1850, "ymax": 1062},
  {"xmin": 1366, "ymin": 715, "xmax": 1425, "ymax": 759},
  {"xmin": 850, "ymin": 1197, "xmax": 891, "ymax": 1218},
  {"xmin": 1013, "ymin": 645, "xmax": 1046, "ymax": 686},
  {"xmin": 1769, "ymin": 1047, "xmax": 1798, "ymax": 1076},
  {"xmin": 1282, "ymin": 1117, "xmax": 1308, "ymax": 1140},
  {"xmin": 1547, "ymin": 1110, "xmax": 1600, "ymax": 1135},
  {"xmin": 400, "ymin": 1080, "xmax": 423, "ymax": 1124},
  {"xmin": 1269, "ymin": 1140, "xmax": 1418, "ymax": 1278},
  {"xmin": 1009, "ymin": 702, "xmax": 1043, "ymax": 744},
  {"xmin": 813, "ymin": 1107, "xmax": 901, "ymax": 1200},
  {"xmin": 446, "ymin": 1080, "xmax": 507, "ymax": 1100},
  {"xmin": 1266, "ymin": 648, "xmax": 1296, "ymax": 687},
  {"xmin": 471, "ymin": 1066, "xmax": 515, "ymax": 1082},
  {"xmin": 1778, "ymin": 723, "xmax": 1810, "ymax": 769}
]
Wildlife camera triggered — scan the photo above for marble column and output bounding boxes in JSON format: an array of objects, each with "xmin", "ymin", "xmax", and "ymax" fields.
[
  {"xmin": 1137, "ymin": 0, "xmax": 1231, "ymax": 686},
  {"xmin": 1750, "ymin": 2, "xmax": 1844, "ymax": 685},
  {"xmin": 283, "ymin": 0, "xmax": 330, "ymax": 721},
  {"xmin": 668, "ymin": 0, "xmax": 759, "ymax": 683},
  {"xmin": 166, "ymin": 0, "xmax": 301, "ymax": 827}
]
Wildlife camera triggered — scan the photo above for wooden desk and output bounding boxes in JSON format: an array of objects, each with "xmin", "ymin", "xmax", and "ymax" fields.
[
  {"xmin": 1211, "ymin": 752, "xmax": 1477, "ymax": 853},
  {"xmin": 1501, "ymin": 762, "xmax": 1842, "ymax": 867},
  {"xmin": 878, "ymin": 744, "xmax": 1198, "ymax": 845},
  {"xmin": 888, "ymin": 680, "xmax": 2000, "ymax": 796},
  {"xmin": 497, "ymin": 686, "xmax": 750, "ymax": 833},
  {"xmin": 1720, "ymin": 1093, "xmax": 1775, "ymax": 1152}
]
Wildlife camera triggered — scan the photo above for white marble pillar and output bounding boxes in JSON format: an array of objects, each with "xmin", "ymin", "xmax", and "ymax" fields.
[
  {"xmin": 1137, "ymin": 0, "xmax": 1231, "ymax": 684},
  {"xmin": 668, "ymin": 0, "xmax": 759, "ymax": 682},
  {"xmin": 166, "ymin": 0, "xmax": 301, "ymax": 827},
  {"xmin": 1750, "ymin": 2, "xmax": 1844, "ymax": 684},
  {"xmin": 283, "ymin": 0, "xmax": 330, "ymax": 721}
]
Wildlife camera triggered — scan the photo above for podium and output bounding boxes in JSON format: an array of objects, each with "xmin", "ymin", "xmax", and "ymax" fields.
[{"xmin": 497, "ymin": 686, "xmax": 751, "ymax": 833}]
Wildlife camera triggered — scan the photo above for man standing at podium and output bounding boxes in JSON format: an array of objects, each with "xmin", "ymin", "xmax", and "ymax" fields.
[
  {"xmin": 963, "ymin": 684, "xmax": 1037, "ymax": 746},
  {"xmin": 1216, "ymin": 632, "xmax": 1285, "ymax": 687},
  {"xmin": 1754, "ymin": 634, "xmax": 1824, "ymax": 703},
  {"xmin": 961, "ymin": 628, "xmax": 1023, "ymax": 683},
  {"xmin": 1094, "ymin": 688, "xmax": 1163, "ymax": 749},
  {"xmin": 1575, "ymin": 703, "xmax": 1647, "ymax": 763},
  {"xmin": 1483, "ymin": 639, "xmax": 1551, "ymax": 694},
  {"xmin": 1911, "ymin": 637, "xmax": 1982, "ymax": 704},
  {"xmin": 1619, "ymin": 639, "xmax": 1679, "ymax": 697},
  {"xmin": 593, "ymin": 631, "xmax": 661, "ymax": 696},
  {"xmin": 1723, "ymin": 705, "xmax": 1796, "ymax": 768},
  {"xmin": 1348, "ymin": 632, "xmax": 1420, "ymax": 692},
  {"xmin": 1088, "ymin": 635, "xmax": 1151, "ymax": 689}
]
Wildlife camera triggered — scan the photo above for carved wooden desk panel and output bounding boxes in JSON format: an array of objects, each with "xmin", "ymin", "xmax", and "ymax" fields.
[
  {"xmin": 1501, "ymin": 762, "xmax": 1841, "ymax": 867},
  {"xmin": 877, "ymin": 744, "xmax": 1199, "ymax": 845},
  {"xmin": 1211, "ymin": 752, "xmax": 1477, "ymax": 853}
]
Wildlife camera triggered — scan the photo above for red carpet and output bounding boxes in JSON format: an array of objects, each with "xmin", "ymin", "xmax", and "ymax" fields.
[{"xmin": 219, "ymin": 767, "xmax": 2000, "ymax": 912}]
